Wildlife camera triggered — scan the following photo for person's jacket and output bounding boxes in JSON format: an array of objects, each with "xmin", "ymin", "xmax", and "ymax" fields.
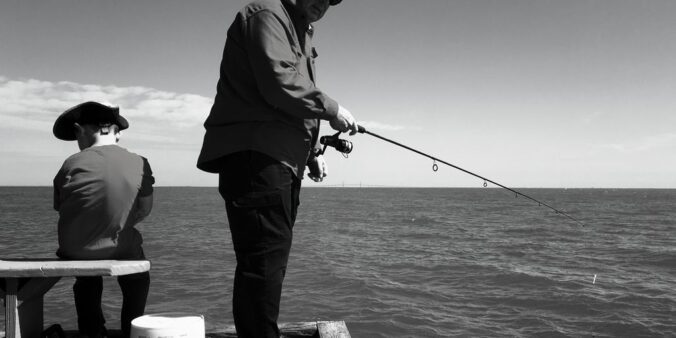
[{"xmin": 197, "ymin": 0, "xmax": 339, "ymax": 177}]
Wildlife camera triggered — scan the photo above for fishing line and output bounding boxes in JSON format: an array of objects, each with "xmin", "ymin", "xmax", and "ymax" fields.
[
  {"xmin": 320, "ymin": 126, "xmax": 584, "ymax": 226},
  {"xmin": 320, "ymin": 126, "xmax": 598, "ymax": 286}
]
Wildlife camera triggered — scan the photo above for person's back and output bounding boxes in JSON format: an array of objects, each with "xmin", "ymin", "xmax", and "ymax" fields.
[
  {"xmin": 55, "ymin": 144, "xmax": 152, "ymax": 260},
  {"xmin": 52, "ymin": 101, "xmax": 154, "ymax": 337}
]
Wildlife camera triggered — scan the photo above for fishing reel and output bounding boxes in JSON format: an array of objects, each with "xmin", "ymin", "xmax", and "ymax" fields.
[{"xmin": 318, "ymin": 132, "xmax": 354, "ymax": 156}]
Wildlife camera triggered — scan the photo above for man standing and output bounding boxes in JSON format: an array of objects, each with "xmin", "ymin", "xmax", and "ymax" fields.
[
  {"xmin": 197, "ymin": 0, "xmax": 357, "ymax": 336},
  {"xmin": 53, "ymin": 101, "xmax": 154, "ymax": 337}
]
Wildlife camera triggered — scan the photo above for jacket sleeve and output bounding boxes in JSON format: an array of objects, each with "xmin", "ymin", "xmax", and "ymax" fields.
[
  {"xmin": 125, "ymin": 157, "xmax": 154, "ymax": 228},
  {"xmin": 243, "ymin": 10, "xmax": 339, "ymax": 120},
  {"xmin": 53, "ymin": 169, "xmax": 64, "ymax": 211},
  {"xmin": 53, "ymin": 181, "xmax": 60, "ymax": 211},
  {"xmin": 138, "ymin": 157, "xmax": 154, "ymax": 197}
]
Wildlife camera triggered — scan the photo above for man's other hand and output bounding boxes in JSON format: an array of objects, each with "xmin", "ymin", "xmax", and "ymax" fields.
[{"xmin": 307, "ymin": 154, "xmax": 328, "ymax": 182}]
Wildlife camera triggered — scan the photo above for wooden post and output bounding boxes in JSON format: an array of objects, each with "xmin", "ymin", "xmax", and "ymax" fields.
[{"xmin": 4, "ymin": 278, "xmax": 20, "ymax": 338}]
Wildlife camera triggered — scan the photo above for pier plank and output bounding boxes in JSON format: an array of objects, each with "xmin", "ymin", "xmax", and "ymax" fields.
[
  {"xmin": 318, "ymin": 321, "xmax": 351, "ymax": 338},
  {"xmin": 207, "ymin": 321, "xmax": 350, "ymax": 338},
  {"xmin": 19, "ymin": 321, "xmax": 351, "ymax": 338}
]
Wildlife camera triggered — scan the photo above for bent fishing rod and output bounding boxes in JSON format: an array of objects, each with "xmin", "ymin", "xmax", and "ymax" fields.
[{"xmin": 319, "ymin": 126, "xmax": 584, "ymax": 226}]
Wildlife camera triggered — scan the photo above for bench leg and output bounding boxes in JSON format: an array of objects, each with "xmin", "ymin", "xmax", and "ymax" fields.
[
  {"xmin": 3, "ymin": 277, "xmax": 61, "ymax": 338},
  {"xmin": 4, "ymin": 278, "xmax": 20, "ymax": 338}
]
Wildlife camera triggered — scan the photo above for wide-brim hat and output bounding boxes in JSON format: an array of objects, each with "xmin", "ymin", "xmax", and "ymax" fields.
[
  {"xmin": 53, "ymin": 101, "xmax": 129, "ymax": 141},
  {"xmin": 330, "ymin": 0, "xmax": 342, "ymax": 5}
]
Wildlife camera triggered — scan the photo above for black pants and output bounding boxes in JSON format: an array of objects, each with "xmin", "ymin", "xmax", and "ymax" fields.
[
  {"xmin": 219, "ymin": 151, "xmax": 301, "ymax": 338},
  {"xmin": 74, "ymin": 271, "xmax": 150, "ymax": 337}
]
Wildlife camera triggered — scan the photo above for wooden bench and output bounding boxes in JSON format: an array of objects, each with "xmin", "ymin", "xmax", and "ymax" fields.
[{"xmin": 0, "ymin": 259, "xmax": 150, "ymax": 338}]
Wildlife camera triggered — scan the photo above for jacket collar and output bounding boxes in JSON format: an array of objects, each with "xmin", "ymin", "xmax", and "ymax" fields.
[{"xmin": 281, "ymin": 0, "xmax": 313, "ymax": 48}]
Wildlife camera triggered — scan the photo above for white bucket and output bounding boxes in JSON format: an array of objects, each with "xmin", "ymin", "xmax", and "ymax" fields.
[{"xmin": 130, "ymin": 313, "xmax": 205, "ymax": 338}]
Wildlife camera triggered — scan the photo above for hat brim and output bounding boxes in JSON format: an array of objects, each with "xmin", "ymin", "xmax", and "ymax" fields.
[
  {"xmin": 53, "ymin": 102, "xmax": 128, "ymax": 141},
  {"xmin": 330, "ymin": 0, "xmax": 342, "ymax": 5}
]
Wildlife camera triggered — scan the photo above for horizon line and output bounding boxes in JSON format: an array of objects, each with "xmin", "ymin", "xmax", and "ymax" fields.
[{"xmin": 2, "ymin": 185, "xmax": 675, "ymax": 190}]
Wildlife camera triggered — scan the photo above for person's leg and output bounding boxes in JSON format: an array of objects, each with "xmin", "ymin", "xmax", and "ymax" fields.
[
  {"xmin": 219, "ymin": 151, "xmax": 301, "ymax": 338},
  {"xmin": 118, "ymin": 271, "xmax": 150, "ymax": 336},
  {"xmin": 73, "ymin": 276, "xmax": 107, "ymax": 335}
]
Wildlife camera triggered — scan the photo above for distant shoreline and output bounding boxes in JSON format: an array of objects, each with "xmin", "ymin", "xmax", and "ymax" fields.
[{"xmin": 1, "ymin": 186, "xmax": 675, "ymax": 190}]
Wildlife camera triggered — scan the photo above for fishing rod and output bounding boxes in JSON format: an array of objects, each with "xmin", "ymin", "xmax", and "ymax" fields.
[{"xmin": 319, "ymin": 126, "xmax": 584, "ymax": 226}]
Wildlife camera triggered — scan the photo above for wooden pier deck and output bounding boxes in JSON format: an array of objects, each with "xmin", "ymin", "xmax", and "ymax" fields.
[
  {"xmin": 1, "ymin": 259, "xmax": 351, "ymax": 338},
  {"xmin": 2, "ymin": 321, "xmax": 350, "ymax": 338}
]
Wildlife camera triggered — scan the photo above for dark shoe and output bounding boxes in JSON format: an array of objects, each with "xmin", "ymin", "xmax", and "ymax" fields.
[{"xmin": 42, "ymin": 324, "xmax": 66, "ymax": 338}]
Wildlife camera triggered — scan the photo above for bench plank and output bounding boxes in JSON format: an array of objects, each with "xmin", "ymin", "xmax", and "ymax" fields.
[{"xmin": 0, "ymin": 260, "xmax": 150, "ymax": 278}]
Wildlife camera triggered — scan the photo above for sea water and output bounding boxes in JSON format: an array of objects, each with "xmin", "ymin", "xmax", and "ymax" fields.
[{"xmin": 1, "ymin": 187, "xmax": 675, "ymax": 337}]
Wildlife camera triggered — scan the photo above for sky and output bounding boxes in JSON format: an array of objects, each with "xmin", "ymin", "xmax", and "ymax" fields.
[{"xmin": 1, "ymin": 0, "xmax": 675, "ymax": 188}]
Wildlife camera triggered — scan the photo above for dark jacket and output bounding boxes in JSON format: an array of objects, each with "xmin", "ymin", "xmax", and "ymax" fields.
[
  {"xmin": 54, "ymin": 145, "xmax": 154, "ymax": 259},
  {"xmin": 197, "ymin": 0, "xmax": 339, "ymax": 177}
]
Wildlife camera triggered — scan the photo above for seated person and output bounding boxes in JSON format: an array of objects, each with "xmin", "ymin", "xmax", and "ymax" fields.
[{"xmin": 52, "ymin": 101, "xmax": 154, "ymax": 337}]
